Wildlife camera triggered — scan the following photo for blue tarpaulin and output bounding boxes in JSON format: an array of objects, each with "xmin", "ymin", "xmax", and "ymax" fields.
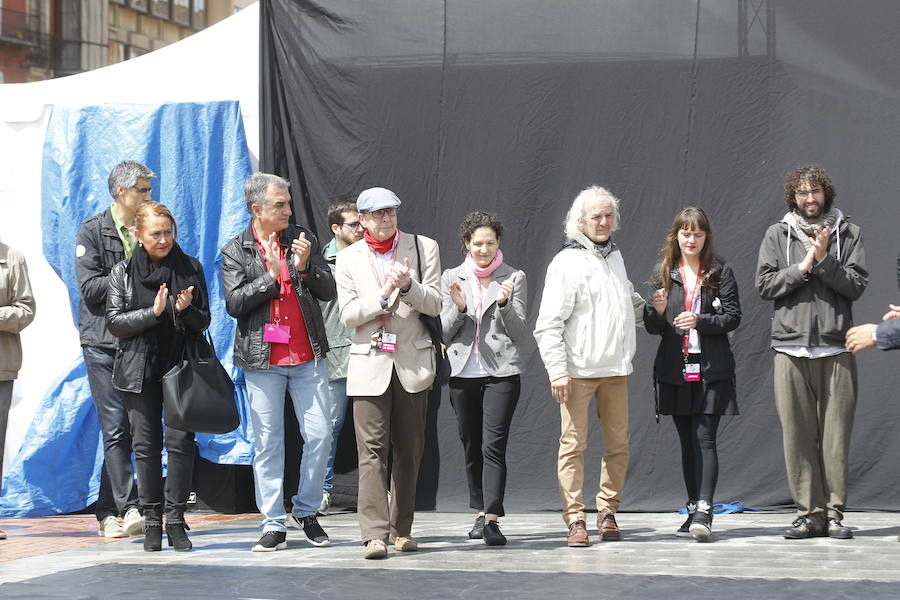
[{"xmin": 1, "ymin": 101, "xmax": 254, "ymax": 517}]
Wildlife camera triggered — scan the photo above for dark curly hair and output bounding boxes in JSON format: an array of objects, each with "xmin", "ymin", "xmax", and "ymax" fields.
[
  {"xmin": 459, "ymin": 211, "xmax": 503, "ymax": 255},
  {"xmin": 783, "ymin": 164, "xmax": 836, "ymax": 214}
]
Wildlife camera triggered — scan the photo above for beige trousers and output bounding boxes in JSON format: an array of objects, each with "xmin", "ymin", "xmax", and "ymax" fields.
[{"xmin": 558, "ymin": 376, "xmax": 629, "ymax": 526}]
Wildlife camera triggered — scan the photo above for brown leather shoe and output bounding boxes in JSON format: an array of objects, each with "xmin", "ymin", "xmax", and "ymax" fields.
[
  {"xmin": 598, "ymin": 511, "xmax": 621, "ymax": 541},
  {"xmin": 566, "ymin": 520, "xmax": 590, "ymax": 547}
]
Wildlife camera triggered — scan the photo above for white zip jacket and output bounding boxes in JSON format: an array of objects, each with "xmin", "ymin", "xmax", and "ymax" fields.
[{"xmin": 533, "ymin": 233, "xmax": 645, "ymax": 382}]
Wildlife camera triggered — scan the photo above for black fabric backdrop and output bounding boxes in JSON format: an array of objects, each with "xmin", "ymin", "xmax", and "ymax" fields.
[{"xmin": 260, "ymin": 0, "xmax": 900, "ymax": 512}]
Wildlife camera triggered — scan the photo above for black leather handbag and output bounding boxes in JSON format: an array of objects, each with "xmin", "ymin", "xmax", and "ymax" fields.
[
  {"xmin": 162, "ymin": 331, "xmax": 239, "ymax": 434},
  {"xmin": 414, "ymin": 235, "xmax": 451, "ymax": 386}
]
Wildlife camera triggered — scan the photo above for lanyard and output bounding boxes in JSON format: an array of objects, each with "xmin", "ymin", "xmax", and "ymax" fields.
[{"xmin": 678, "ymin": 263, "xmax": 699, "ymax": 357}]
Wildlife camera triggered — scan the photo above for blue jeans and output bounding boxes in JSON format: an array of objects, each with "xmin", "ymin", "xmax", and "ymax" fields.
[
  {"xmin": 244, "ymin": 361, "xmax": 331, "ymax": 532},
  {"xmin": 323, "ymin": 378, "xmax": 350, "ymax": 493}
]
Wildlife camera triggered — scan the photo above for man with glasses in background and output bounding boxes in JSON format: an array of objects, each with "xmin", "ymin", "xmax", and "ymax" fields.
[
  {"xmin": 76, "ymin": 160, "xmax": 153, "ymax": 538},
  {"xmin": 316, "ymin": 200, "xmax": 364, "ymax": 514},
  {"xmin": 757, "ymin": 165, "xmax": 868, "ymax": 540}
]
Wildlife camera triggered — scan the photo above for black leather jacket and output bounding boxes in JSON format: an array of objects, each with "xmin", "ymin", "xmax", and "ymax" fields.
[
  {"xmin": 76, "ymin": 208, "xmax": 125, "ymax": 349},
  {"xmin": 106, "ymin": 256, "xmax": 211, "ymax": 393},
  {"xmin": 644, "ymin": 260, "xmax": 742, "ymax": 385},
  {"xmin": 220, "ymin": 223, "xmax": 335, "ymax": 370}
]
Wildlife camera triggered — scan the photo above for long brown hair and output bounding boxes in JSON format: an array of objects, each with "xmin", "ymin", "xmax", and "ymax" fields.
[{"xmin": 653, "ymin": 206, "xmax": 717, "ymax": 294}]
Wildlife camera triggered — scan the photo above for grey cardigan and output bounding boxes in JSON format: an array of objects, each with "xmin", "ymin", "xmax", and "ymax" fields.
[{"xmin": 440, "ymin": 262, "xmax": 528, "ymax": 378}]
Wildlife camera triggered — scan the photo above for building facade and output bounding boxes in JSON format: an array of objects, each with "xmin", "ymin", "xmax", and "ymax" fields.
[{"xmin": 0, "ymin": 0, "xmax": 252, "ymax": 83}]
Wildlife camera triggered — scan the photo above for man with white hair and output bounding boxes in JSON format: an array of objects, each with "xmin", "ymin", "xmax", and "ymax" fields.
[{"xmin": 533, "ymin": 186, "xmax": 645, "ymax": 547}]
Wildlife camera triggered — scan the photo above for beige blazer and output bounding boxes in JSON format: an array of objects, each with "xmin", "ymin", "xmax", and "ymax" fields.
[{"xmin": 336, "ymin": 231, "xmax": 442, "ymax": 396}]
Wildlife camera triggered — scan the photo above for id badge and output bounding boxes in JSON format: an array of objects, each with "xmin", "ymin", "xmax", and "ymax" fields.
[
  {"xmin": 264, "ymin": 323, "xmax": 291, "ymax": 344},
  {"xmin": 683, "ymin": 362, "xmax": 701, "ymax": 382},
  {"xmin": 380, "ymin": 332, "xmax": 398, "ymax": 352}
]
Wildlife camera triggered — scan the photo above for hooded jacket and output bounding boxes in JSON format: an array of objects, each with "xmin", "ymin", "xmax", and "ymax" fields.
[
  {"xmin": 756, "ymin": 209, "xmax": 868, "ymax": 348},
  {"xmin": 533, "ymin": 233, "xmax": 645, "ymax": 381}
]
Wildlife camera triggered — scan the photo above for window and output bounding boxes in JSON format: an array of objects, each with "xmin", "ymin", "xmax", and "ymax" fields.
[
  {"xmin": 192, "ymin": 0, "xmax": 207, "ymax": 29},
  {"xmin": 151, "ymin": 0, "xmax": 171, "ymax": 19},
  {"xmin": 172, "ymin": 0, "xmax": 190, "ymax": 26}
]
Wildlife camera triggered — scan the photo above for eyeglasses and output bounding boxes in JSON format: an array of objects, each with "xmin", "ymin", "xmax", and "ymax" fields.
[
  {"xmin": 795, "ymin": 189, "xmax": 824, "ymax": 198},
  {"xmin": 364, "ymin": 207, "xmax": 397, "ymax": 219},
  {"xmin": 341, "ymin": 221, "xmax": 363, "ymax": 229},
  {"xmin": 132, "ymin": 186, "xmax": 153, "ymax": 194}
]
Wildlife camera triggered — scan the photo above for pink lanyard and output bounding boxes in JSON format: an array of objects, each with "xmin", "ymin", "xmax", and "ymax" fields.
[{"xmin": 678, "ymin": 263, "xmax": 699, "ymax": 357}]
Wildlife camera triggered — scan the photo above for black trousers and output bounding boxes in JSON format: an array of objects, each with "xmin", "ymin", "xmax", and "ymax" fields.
[
  {"xmin": 448, "ymin": 375, "xmax": 520, "ymax": 517},
  {"xmin": 672, "ymin": 414, "xmax": 721, "ymax": 505},
  {"xmin": 83, "ymin": 346, "xmax": 140, "ymax": 520},
  {"xmin": 123, "ymin": 380, "xmax": 195, "ymax": 524}
]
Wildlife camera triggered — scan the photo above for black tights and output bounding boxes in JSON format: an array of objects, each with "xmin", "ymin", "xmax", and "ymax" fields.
[{"xmin": 672, "ymin": 414, "xmax": 721, "ymax": 504}]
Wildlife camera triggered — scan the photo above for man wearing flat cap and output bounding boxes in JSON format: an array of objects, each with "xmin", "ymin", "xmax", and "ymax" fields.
[{"xmin": 335, "ymin": 187, "xmax": 442, "ymax": 559}]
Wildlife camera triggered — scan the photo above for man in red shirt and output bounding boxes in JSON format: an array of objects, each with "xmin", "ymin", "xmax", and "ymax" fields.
[{"xmin": 221, "ymin": 173, "xmax": 336, "ymax": 552}]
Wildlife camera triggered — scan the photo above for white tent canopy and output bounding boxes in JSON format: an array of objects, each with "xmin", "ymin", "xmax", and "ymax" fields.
[{"xmin": 0, "ymin": 2, "xmax": 259, "ymax": 475}]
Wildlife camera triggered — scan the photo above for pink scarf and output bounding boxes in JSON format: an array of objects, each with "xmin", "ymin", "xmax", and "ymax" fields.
[{"xmin": 464, "ymin": 249, "xmax": 504, "ymax": 365}]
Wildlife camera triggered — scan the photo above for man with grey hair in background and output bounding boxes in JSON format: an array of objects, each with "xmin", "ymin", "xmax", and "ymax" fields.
[
  {"xmin": 76, "ymin": 160, "xmax": 153, "ymax": 538},
  {"xmin": 220, "ymin": 172, "xmax": 335, "ymax": 552},
  {"xmin": 533, "ymin": 186, "xmax": 645, "ymax": 547}
]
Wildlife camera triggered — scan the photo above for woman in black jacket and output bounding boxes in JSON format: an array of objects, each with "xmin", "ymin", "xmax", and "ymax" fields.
[
  {"xmin": 644, "ymin": 207, "xmax": 741, "ymax": 542},
  {"xmin": 106, "ymin": 202, "xmax": 210, "ymax": 552}
]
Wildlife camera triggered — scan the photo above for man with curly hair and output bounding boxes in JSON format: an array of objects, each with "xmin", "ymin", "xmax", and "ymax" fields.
[{"xmin": 756, "ymin": 165, "xmax": 868, "ymax": 540}]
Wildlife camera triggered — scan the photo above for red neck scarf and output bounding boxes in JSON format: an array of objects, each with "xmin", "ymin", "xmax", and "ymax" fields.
[{"xmin": 364, "ymin": 230, "xmax": 397, "ymax": 254}]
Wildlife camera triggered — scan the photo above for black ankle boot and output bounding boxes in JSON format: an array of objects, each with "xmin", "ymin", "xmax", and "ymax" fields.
[
  {"xmin": 143, "ymin": 523, "xmax": 162, "ymax": 552},
  {"xmin": 166, "ymin": 522, "xmax": 192, "ymax": 551}
]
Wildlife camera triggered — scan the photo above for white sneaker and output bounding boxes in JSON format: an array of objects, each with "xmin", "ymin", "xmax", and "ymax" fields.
[
  {"xmin": 122, "ymin": 508, "xmax": 144, "ymax": 536},
  {"xmin": 317, "ymin": 491, "xmax": 332, "ymax": 516},
  {"xmin": 98, "ymin": 516, "xmax": 126, "ymax": 538}
]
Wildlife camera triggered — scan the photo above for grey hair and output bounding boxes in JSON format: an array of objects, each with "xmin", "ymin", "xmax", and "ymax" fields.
[
  {"xmin": 244, "ymin": 172, "xmax": 290, "ymax": 213},
  {"xmin": 563, "ymin": 185, "xmax": 621, "ymax": 240},
  {"xmin": 107, "ymin": 161, "xmax": 155, "ymax": 199}
]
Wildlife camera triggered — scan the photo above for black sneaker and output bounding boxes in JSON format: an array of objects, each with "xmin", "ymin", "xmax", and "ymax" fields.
[
  {"xmin": 252, "ymin": 531, "xmax": 287, "ymax": 552},
  {"xmin": 483, "ymin": 520, "xmax": 508, "ymax": 546},
  {"xmin": 468, "ymin": 515, "xmax": 485, "ymax": 540},
  {"xmin": 784, "ymin": 516, "xmax": 826, "ymax": 539},
  {"xmin": 689, "ymin": 507, "xmax": 712, "ymax": 542},
  {"xmin": 293, "ymin": 515, "xmax": 330, "ymax": 547},
  {"xmin": 828, "ymin": 518, "xmax": 853, "ymax": 539},
  {"xmin": 676, "ymin": 501, "xmax": 697, "ymax": 538}
]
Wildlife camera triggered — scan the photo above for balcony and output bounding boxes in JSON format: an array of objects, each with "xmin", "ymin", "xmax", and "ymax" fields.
[{"xmin": 0, "ymin": 8, "xmax": 40, "ymax": 48}]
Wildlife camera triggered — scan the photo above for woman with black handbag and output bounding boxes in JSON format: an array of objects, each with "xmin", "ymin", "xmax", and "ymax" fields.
[
  {"xmin": 106, "ymin": 202, "xmax": 210, "ymax": 552},
  {"xmin": 644, "ymin": 207, "xmax": 741, "ymax": 542},
  {"xmin": 440, "ymin": 211, "xmax": 528, "ymax": 546}
]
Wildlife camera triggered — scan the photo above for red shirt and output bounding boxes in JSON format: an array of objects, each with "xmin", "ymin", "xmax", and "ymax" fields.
[{"xmin": 253, "ymin": 228, "xmax": 314, "ymax": 366}]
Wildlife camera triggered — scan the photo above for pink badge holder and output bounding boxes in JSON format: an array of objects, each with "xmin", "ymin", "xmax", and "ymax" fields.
[{"xmin": 264, "ymin": 323, "xmax": 291, "ymax": 344}]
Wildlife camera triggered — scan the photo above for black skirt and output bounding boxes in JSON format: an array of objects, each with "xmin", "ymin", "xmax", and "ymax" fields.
[{"xmin": 657, "ymin": 377, "xmax": 738, "ymax": 416}]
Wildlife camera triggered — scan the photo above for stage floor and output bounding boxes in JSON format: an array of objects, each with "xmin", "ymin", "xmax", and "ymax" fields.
[{"xmin": 2, "ymin": 511, "xmax": 900, "ymax": 598}]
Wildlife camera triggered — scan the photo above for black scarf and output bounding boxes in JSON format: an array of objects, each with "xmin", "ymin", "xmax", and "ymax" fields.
[
  {"xmin": 127, "ymin": 243, "xmax": 200, "ymax": 376},
  {"xmin": 127, "ymin": 242, "xmax": 198, "ymax": 311}
]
